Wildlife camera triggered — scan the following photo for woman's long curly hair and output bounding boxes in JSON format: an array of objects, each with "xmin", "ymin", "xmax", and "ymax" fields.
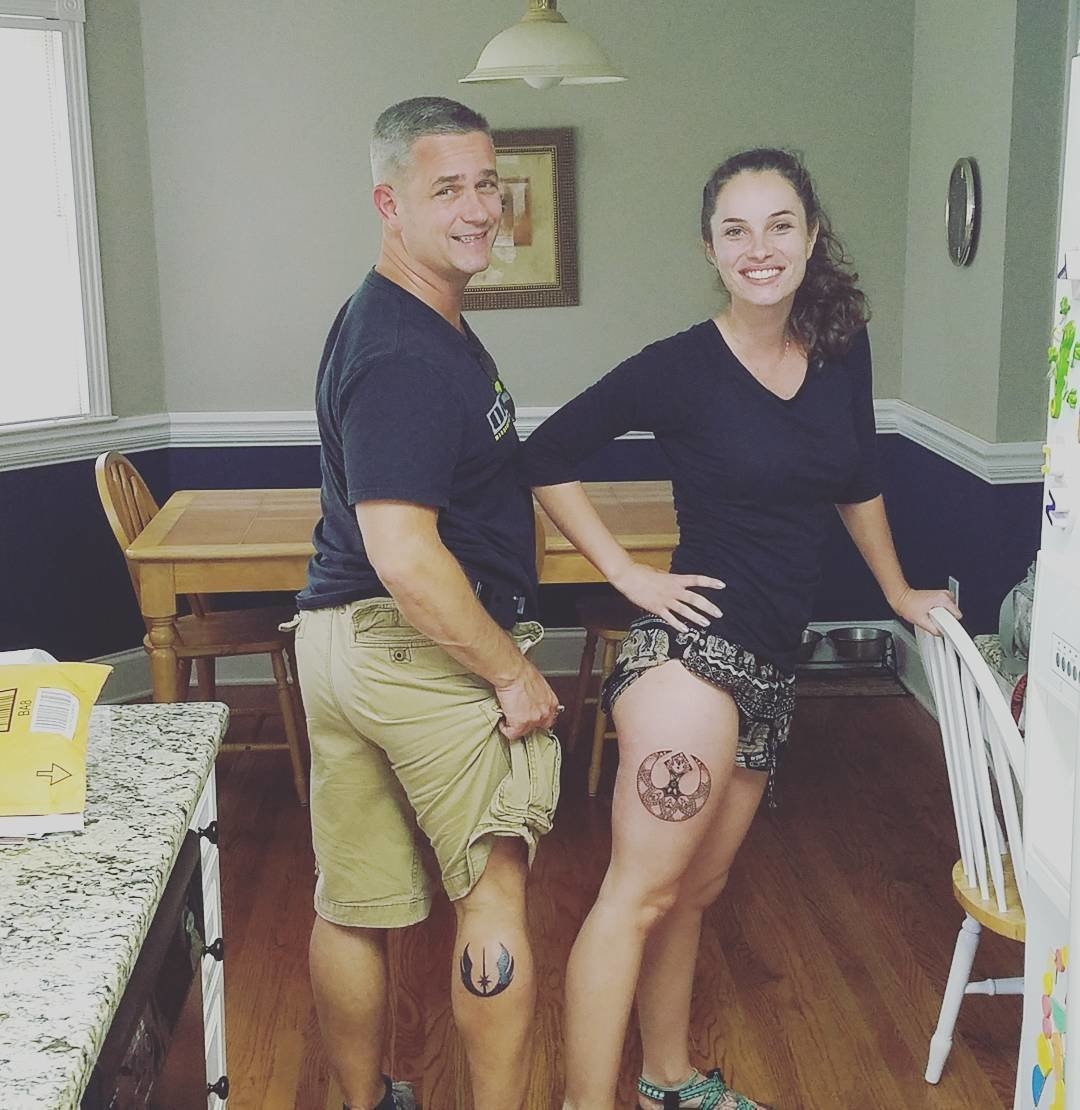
[{"xmin": 700, "ymin": 148, "xmax": 869, "ymax": 360}]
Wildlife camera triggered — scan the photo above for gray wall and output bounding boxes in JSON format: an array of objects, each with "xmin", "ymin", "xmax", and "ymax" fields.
[
  {"xmin": 901, "ymin": 0, "xmax": 1071, "ymax": 443},
  {"xmin": 84, "ymin": 0, "xmax": 165, "ymax": 418},
  {"xmin": 89, "ymin": 1, "xmax": 1070, "ymax": 439},
  {"xmin": 901, "ymin": 0, "xmax": 1017, "ymax": 441},
  {"xmin": 998, "ymin": 0, "xmax": 1072, "ymax": 441},
  {"xmin": 116, "ymin": 0, "xmax": 914, "ymax": 413}
]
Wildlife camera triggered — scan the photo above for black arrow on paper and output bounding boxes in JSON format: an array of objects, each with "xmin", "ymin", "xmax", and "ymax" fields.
[{"xmin": 36, "ymin": 764, "xmax": 72, "ymax": 786}]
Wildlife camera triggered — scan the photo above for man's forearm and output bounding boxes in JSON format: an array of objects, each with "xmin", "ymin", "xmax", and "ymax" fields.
[{"xmin": 378, "ymin": 538, "xmax": 528, "ymax": 688}]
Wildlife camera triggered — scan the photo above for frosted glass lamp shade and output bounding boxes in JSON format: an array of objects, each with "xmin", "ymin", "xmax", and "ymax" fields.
[{"xmin": 461, "ymin": 2, "xmax": 625, "ymax": 88}]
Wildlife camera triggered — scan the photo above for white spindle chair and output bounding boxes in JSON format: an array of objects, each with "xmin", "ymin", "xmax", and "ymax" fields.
[{"xmin": 916, "ymin": 607, "xmax": 1026, "ymax": 1085}]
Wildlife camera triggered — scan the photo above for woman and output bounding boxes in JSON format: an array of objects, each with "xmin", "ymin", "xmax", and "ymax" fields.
[{"xmin": 521, "ymin": 149, "xmax": 960, "ymax": 1110}]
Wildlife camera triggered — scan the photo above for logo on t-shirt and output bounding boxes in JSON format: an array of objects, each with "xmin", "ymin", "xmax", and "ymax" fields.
[{"xmin": 486, "ymin": 379, "xmax": 515, "ymax": 441}]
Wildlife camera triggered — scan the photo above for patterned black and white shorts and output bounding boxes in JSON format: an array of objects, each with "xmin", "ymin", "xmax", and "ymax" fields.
[{"xmin": 601, "ymin": 615, "xmax": 796, "ymax": 803}]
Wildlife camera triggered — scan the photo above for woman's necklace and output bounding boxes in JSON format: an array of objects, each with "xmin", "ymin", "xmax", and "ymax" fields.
[
  {"xmin": 726, "ymin": 324, "xmax": 791, "ymax": 379},
  {"xmin": 769, "ymin": 334, "xmax": 791, "ymax": 375}
]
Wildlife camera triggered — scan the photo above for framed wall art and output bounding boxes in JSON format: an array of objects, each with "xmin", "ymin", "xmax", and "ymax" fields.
[{"xmin": 464, "ymin": 127, "xmax": 579, "ymax": 310}]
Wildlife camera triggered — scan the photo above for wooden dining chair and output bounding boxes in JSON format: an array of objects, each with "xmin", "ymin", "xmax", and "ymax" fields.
[
  {"xmin": 566, "ymin": 593, "xmax": 640, "ymax": 797},
  {"xmin": 94, "ymin": 452, "xmax": 309, "ymax": 805},
  {"xmin": 916, "ymin": 607, "xmax": 1026, "ymax": 1085}
]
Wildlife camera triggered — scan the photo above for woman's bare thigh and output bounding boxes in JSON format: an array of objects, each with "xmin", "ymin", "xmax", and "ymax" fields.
[{"xmin": 602, "ymin": 661, "xmax": 743, "ymax": 899}]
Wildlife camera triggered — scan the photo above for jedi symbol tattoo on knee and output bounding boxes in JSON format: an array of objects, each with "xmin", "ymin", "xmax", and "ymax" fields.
[
  {"xmin": 459, "ymin": 942, "xmax": 515, "ymax": 998},
  {"xmin": 636, "ymin": 750, "xmax": 712, "ymax": 821}
]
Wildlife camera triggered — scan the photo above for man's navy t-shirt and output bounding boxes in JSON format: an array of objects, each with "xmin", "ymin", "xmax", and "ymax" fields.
[{"xmin": 297, "ymin": 270, "xmax": 538, "ymax": 625}]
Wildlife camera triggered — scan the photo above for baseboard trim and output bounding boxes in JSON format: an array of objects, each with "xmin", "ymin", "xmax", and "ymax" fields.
[
  {"xmin": 96, "ymin": 618, "xmax": 935, "ymax": 717},
  {"xmin": 890, "ymin": 622, "xmax": 934, "ymax": 718},
  {"xmin": 97, "ymin": 648, "xmax": 292, "ymax": 705},
  {"xmin": 96, "ymin": 647, "xmax": 153, "ymax": 704}
]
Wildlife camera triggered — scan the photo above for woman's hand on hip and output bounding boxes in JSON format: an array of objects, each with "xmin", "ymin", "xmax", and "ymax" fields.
[
  {"xmin": 612, "ymin": 563, "xmax": 725, "ymax": 633},
  {"xmin": 890, "ymin": 586, "xmax": 962, "ymax": 635}
]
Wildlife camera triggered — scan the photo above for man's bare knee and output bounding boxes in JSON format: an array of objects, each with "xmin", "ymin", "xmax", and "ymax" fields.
[
  {"xmin": 456, "ymin": 836, "xmax": 528, "ymax": 920},
  {"xmin": 310, "ymin": 915, "xmax": 387, "ymax": 960}
]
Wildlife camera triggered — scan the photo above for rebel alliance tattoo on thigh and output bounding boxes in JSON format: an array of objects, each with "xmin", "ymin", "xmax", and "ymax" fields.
[
  {"xmin": 636, "ymin": 750, "xmax": 712, "ymax": 821},
  {"xmin": 459, "ymin": 943, "xmax": 515, "ymax": 998}
]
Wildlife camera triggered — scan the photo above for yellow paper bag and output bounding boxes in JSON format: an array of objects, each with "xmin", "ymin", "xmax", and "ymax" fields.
[{"xmin": 0, "ymin": 660, "xmax": 112, "ymax": 835}]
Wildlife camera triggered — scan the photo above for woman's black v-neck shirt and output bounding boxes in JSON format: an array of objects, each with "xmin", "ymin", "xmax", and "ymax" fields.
[{"xmin": 520, "ymin": 321, "xmax": 880, "ymax": 672}]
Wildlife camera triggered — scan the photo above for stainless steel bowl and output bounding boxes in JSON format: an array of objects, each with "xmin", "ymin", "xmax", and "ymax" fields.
[
  {"xmin": 827, "ymin": 626, "xmax": 890, "ymax": 662},
  {"xmin": 796, "ymin": 628, "xmax": 823, "ymax": 662}
]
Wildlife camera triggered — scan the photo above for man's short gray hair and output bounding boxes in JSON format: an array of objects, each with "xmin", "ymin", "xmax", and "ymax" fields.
[{"xmin": 370, "ymin": 96, "xmax": 491, "ymax": 186}]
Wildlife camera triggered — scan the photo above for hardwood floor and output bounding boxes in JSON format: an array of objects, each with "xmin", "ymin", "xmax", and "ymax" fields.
[{"xmin": 205, "ymin": 683, "xmax": 1022, "ymax": 1110}]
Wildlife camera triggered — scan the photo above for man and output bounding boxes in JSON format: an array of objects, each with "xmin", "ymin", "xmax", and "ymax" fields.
[{"xmin": 292, "ymin": 96, "xmax": 561, "ymax": 1110}]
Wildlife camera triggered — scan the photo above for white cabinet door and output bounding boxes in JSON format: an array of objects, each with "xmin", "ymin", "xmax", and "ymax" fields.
[{"xmin": 190, "ymin": 772, "xmax": 227, "ymax": 1105}]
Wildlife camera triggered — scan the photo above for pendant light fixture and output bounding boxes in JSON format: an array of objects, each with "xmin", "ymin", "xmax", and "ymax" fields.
[{"xmin": 460, "ymin": 0, "xmax": 626, "ymax": 90}]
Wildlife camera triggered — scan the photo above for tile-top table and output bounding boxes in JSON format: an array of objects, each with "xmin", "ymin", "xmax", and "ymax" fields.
[
  {"xmin": 0, "ymin": 702, "xmax": 229, "ymax": 1109},
  {"xmin": 126, "ymin": 481, "xmax": 678, "ymax": 701}
]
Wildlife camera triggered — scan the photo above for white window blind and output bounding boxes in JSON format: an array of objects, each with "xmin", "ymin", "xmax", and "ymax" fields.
[{"xmin": 0, "ymin": 1, "xmax": 108, "ymax": 431}]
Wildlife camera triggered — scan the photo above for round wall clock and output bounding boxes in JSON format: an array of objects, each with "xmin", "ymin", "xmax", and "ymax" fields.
[{"xmin": 945, "ymin": 157, "xmax": 980, "ymax": 267}]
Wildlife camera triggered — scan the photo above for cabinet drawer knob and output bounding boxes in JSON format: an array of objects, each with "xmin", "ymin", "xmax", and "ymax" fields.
[
  {"xmin": 197, "ymin": 820, "xmax": 219, "ymax": 845},
  {"xmin": 207, "ymin": 1074, "xmax": 230, "ymax": 1099},
  {"xmin": 204, "ymin": 936, "xmax": 225, "ymax": 961}
]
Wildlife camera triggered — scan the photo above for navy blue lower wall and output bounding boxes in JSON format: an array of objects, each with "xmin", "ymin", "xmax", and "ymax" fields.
[
  {"xmin": 879, "ymin": 436, "xmax": 1041, "ymax": 633},
  {"xmin": 168, "ymin": 445, "xmax": 322, "ymax": 491},
  {"xmin": 0, "ymin": 450, "xmax": 170, "ymax": 660},
  {"xmin": 0, "ymin": 434, "xmax": 1041, "ymax": 660}
]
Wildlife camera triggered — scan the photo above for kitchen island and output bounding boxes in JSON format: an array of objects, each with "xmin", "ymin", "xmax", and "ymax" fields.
[{"xmin": 0, "ymin": 702, "xmax": 229, "ymax": 1109}]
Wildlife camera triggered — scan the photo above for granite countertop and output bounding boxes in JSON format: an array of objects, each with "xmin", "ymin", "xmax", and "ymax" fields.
[{"xmin": 0, "ymin": 702, "xmax": 229, "ymax": 1110}]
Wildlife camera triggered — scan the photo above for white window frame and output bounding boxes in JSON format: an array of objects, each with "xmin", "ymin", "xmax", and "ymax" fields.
[{"xmin": 0, "ymin": 0, "xmax": 110, "ymax": 437}]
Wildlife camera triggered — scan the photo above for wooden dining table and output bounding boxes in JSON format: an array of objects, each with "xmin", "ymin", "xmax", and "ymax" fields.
[{"xmin": 125, "ymin": 480, "xmax": 677, "ymax": 702}]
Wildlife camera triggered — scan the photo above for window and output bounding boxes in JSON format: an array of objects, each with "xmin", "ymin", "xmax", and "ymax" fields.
[{"xmin": 0, "ymin": 0, "xmax": 108, "ymax": 430}]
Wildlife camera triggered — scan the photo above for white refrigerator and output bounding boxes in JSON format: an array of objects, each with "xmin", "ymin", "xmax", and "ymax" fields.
[{"xmin": 1017, "ymin": 46, "xmax": 1080, "ymax": 1110}]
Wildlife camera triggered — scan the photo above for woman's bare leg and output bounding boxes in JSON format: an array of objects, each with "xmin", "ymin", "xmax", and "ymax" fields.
[
  {"xmin": 636, "ymin": 767, "xmax": 767, "ymax": 1104},
  {"xmin": 562, "ymin": 662, "xmax": 740, "ymax": 1110}
]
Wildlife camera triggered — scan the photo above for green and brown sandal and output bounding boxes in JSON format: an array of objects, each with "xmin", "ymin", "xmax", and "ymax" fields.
[
  {"xmin": 344, "ymin": 1075, "xmax": 418, "ymax": 1110},
  {"xmin": 637, "ymin": 1067, "xmax": 772, "ymax": 1110}
]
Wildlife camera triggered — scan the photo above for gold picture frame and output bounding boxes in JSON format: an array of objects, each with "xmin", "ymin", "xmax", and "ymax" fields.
[{"xmin": 464, "ymin": 127, "xmax": 579, "ymax": 310}]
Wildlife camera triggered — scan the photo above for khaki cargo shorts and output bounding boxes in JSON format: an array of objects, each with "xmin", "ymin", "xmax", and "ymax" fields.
[{"xmin": 292, "ymin": 598, "xmax": 561, "ymax": 928}]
